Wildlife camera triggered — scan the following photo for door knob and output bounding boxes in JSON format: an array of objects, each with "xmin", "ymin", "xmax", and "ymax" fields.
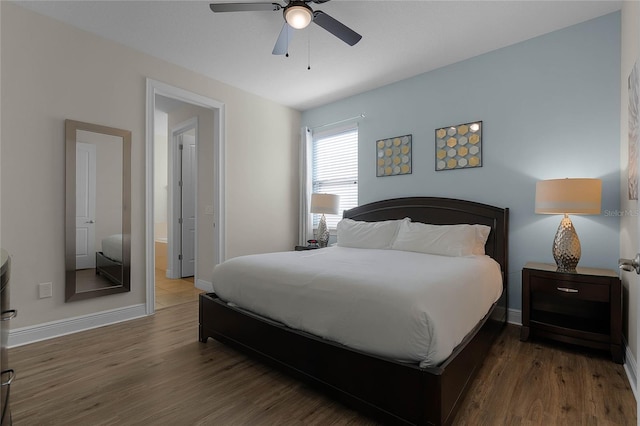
[
  {"xmin": 85, "ymin": 220, "xmax": 95, "ymax": 224},
  {"xmin": 619, "ymin": 253, "xmax": 640, "ymax": 274}
]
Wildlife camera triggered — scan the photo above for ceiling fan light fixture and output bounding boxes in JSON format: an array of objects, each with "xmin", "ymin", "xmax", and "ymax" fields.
[{"xmin": 285, "ymin": 4, "xmax": 313, "ymax": 29}]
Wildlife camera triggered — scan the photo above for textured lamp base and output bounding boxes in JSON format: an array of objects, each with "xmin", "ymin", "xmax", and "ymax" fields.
[
  {"xmin": 553, "ymin": 214, "xmax": 581, "ymax": 272},
  {"xmin": 316, "ymin": 214, "xmax": 330, "ymax": 248}
]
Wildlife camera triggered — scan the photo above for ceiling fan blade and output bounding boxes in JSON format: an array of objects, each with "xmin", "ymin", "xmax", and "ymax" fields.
[
  {"xmin": 312, "ymin": 10, "xmax": 362, "ymax": 46},
  {"xmin": 273, "ymin": 23, "xmax": 293, "ymax": 55},
  {"xmin": 209, "ymin": 3, "xmax": 281, "ymax": 13}
]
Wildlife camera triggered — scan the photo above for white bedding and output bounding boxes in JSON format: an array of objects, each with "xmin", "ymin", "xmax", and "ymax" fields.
[
  {"xmin": 212, "ymin": 246, "xmax": 503, "ymax": 367},
  {"xmin": 101, "ymin": 234, "xmax": 122, "ymax": 263}
]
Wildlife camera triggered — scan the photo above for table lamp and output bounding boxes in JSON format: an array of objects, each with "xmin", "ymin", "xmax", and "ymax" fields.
[
  {"xmin": 535, "ymin": 178, "xmax": 602, "ymax": 272},
  {"xmin": 310, "ymin": 193, "xmax": 340, "ymax": 248}
]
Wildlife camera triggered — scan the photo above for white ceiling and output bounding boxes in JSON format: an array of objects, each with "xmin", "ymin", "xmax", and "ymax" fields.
[{"xmin": 15, "ymin": 0, "xmax": 622, "ymax": 111}]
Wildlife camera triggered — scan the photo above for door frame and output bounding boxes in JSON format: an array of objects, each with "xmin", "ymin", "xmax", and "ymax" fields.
[
  {"xmin": 168, "ymin": 118, "xmax": 198, "ymax": 279},
  {"xmin": 145, "ymin": 79, "xmax": 226, "ymax": 315}
]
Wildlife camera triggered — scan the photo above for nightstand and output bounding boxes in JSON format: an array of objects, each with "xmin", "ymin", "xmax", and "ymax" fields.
[
  {"xmin": 294, "ymin": 245, "xmax": 319, "ymax": 251},
  {"xmin": 521, "ymin": 262, "xmax": 622, "ymax": 363}
]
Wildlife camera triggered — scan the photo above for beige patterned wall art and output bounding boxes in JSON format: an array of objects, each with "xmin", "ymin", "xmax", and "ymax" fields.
[
  {"xmin": 435, "ymin": 121, "xmax": 482, "ymax": 171},
  {"xmin": 376, "ymin": 134, "xmax": 412, "ymax": 177}
]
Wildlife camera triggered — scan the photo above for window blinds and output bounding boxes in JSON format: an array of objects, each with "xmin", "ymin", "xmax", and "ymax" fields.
[{"xmin": 312, "ymin": 126, "xmax": 358, "ymax": 229}]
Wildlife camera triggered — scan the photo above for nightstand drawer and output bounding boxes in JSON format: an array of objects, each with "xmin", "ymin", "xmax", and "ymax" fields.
[{"xmin": 529, "ymin": 276, "xmax": 609, "ymax": 302}]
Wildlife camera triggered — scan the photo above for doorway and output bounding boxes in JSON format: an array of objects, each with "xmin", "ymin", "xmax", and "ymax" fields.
[
  {"xmin": 145, "ymin": 79, "xmax": 225, "ymax": 314},
  {"xmin": 170, "ymin": 120, "xmax": 197, "ymax": 279}
]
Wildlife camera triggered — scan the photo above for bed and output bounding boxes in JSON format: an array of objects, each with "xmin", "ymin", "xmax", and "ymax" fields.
[
  {"xmin": 95, "ymin": 234, "xmax": 123, "ymax": 285},
  {"xmin": 199, "ymin": 197, "xmax": 509, "ymax": 425}
]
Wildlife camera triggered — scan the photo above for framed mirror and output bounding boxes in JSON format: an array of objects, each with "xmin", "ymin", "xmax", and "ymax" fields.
[{"xmin": 65, "ymin": 120, "xmax": 131, "ymax": 302}]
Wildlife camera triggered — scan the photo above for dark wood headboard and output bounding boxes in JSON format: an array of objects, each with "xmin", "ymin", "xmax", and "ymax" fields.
[{"xmin": 343, "ymin": 196, "xmax": 509, "ymax": 285}]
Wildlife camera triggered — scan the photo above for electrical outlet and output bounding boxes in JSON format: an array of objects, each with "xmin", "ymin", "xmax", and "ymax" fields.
[{"xmin": 38, "ymin": 282, "xmax": 53, "ymax": 299}]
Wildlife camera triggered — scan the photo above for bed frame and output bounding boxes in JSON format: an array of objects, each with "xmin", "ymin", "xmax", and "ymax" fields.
[
  {"xmin": 95, "ymin": 251, "xmax": 123, "ymax": 285},
  {"xmin": 199, "ymin": 197, "xmax": 509, "ymax": 425}
]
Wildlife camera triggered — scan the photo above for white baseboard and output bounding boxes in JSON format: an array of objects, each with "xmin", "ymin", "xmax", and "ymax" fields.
[
  {"xmin": 623, "ymin": 337, "xmax": 638, "ymax": 401},
  {"xmin": 8, "ymin": 303, "xmax": 148, "ymax": 348},
  {"xmin": 508, "ymin": 308, "xmax": 522, "ymax": 325},
  {"xmin": 196, "ymin": 278, "xmax": 213, "ymax": 292}
]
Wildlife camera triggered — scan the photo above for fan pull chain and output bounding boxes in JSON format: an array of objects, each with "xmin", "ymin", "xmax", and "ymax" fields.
[
  {"xmin": 286, "ymin": 25, "xmax": 290, "ymax": 57},
  {"xmin": 307, "ymin": 28, "xmax": 311, "ymax": 70}
]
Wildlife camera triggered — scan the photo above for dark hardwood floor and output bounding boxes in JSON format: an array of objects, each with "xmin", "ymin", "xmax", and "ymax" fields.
[{"xmin": 8, "ymin": 301, "xmax": 636, "ymax": 425}]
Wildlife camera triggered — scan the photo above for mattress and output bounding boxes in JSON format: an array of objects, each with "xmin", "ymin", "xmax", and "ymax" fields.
[
  {"xmin": 101, "ymin": 234, "xmax": 123, "ymax": 263},
  {"xmin": 212, "ymin": 246, "xmax": 503, "ymax": 367}
]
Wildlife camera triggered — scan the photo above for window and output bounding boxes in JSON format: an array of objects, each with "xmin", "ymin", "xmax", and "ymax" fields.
[{"xmin": 312, "ymin": 126, "xmax": 358, "ymax": 230}]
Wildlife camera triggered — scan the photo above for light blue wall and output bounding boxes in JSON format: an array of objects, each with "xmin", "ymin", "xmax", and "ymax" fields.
[{"xmin": 301, "ymin": 13, "xmax": 621, "ymax": 311}]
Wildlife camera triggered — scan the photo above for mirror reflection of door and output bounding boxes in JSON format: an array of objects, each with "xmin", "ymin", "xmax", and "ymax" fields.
[
  {"xmin": 178, "ymin": 130, "xmax": 196, "ymax": 278},
  {"xmin": 75, "ymin": 130, "xmax": 123, "ymax": 292},
  {"xmin": 75, "ymin": 142, "xmax": 96, "ymax": 269}
]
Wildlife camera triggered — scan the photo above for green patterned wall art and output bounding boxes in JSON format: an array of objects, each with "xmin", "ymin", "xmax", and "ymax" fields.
[
  {"xmin": 435, "ymin": 121, "xmax": 482, "ymax": 171},
  {"xmin": 376, "ymin": 134, "xmax": 412, "ymax": 177}
]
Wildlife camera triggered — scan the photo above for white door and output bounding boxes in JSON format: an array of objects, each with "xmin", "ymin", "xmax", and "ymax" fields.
[
  {"xmin": 620, "ymin": 60, "xmax": 640, "ymax": 408},
  {"xmin": 76, "ymin": 142, "xmax": 96, "ymax": 269},
  {"xmin": 180, "ymin": 134, "xmax": 196, "ymax": 277},
  {"xmin": 634, "ymin": 64, "xmax": 640, "ymax": 415}
]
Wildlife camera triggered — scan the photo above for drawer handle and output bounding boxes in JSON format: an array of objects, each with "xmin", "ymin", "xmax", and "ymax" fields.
[
  {"xmin": 557, "ymin": 287, "xmax": 579, "ymax": 293},
  {"xmin": 0, "ymin": 369, "xmax": 14, "ymax": 387},
  {"xmin": 0, "ymin": 309, "xmax": 17, "ymax": 321}
]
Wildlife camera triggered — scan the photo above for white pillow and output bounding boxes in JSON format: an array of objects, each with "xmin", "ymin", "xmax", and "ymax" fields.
[
  {"xmin": 391, "ymin": 221, "xmax": 491, "ymax": 257},
  {"xmin": 337, "ymin": 218, "xmax": 408, "ymax": 249}
]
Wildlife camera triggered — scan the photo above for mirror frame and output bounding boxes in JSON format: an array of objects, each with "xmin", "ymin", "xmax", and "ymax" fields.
[{"xmin": 65, "ymin": 119, "xmax": 132, "ymax": 302}]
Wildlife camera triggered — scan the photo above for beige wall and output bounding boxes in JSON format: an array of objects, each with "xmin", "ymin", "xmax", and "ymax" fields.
[
  {"xmin": 0, "ymin": 3, "xmax": 2, "ymax": 262},
  {"xmin": 620, "ymin": 0, "xmax": 640, "ymax": 364},
  {"xmin": 0, "ymin": 2, "xmax": 301, "ymax": 329}
]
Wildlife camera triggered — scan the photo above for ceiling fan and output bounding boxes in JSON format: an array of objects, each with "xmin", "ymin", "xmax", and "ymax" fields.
[{"xmin": 209, "ymin": 1, "xmax": 362, "ymax": 55}]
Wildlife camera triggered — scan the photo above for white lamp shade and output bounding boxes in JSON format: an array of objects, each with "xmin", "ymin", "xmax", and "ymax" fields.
[
  {"xmin": 535, "ymin": 178, "xmax": 602, "ymax": 215},
  {"xmin": 310, "ymin": 193, "xmax": 340, "ymax": 215},
  {"xmin": 285, "ymin": 5, "xmax": 313, "ymax": 29}
]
